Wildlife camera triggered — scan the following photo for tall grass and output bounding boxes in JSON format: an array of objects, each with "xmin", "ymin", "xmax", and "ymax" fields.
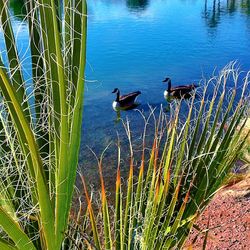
[
  {"xmin": 78, "ymin": 65, "xmax": 249, "ymax": 249},
  {"xmin": 0, "ymin": 0, "xmax": 87, "ymax": 249}
]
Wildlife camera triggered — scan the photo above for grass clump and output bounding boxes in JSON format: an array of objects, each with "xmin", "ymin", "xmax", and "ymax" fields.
[{"xmin": 77, "ymin": 65, "xmax": 249, "ymax": 249}]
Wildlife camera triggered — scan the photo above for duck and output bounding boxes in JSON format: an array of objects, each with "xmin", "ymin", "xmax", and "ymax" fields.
[
  {"xmin": 112, "ymin": 88, "xmax": 141, "ymax": 110},
  {"xmin": 163, "ymin": 77, "xmax": 198, "ymax": 99}
]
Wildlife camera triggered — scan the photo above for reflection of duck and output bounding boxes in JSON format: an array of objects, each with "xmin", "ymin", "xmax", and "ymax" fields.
[
  {"xmin": 112, "ymin": 88, "xmax": 141, "ymax": 110},
  {"xmin": 162, "ymin": 77, "xmax": 198, "ymax": 99}
]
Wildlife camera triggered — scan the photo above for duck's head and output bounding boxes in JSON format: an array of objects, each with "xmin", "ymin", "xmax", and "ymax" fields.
[
  {"xmin": 162, "ymin": 77, "xmax": 171, "ymax": 83},
  {"xmin": 112, "ymin": 88, "xmax": 119, "ymax": 93}
]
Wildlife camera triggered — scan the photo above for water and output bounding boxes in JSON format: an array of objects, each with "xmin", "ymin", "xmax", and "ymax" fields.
[{"xmin": 1, "ymin": 0, "xmax": 250, "ymax": 185}]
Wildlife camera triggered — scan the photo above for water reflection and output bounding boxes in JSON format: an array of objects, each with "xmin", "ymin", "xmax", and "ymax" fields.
[
  {"xmin": 203, "ymin": 0, "xmax": 222, "ymax": 28},
  {"xmin": 239, "ymin": 0, "xmax": 250, "ymax": 15},
  {"xmin": 126, "ymin": 0, "xmax": 149, "ymax": 11},
  {"xmin": 227, "ymin": 0, "xmax": 237, "ymax": 13},
  {"xmin": 203, "ymin": 0, "xmax": 250, "ymax": 29},
  {"xmin": 113, "ymin": 103, "xmax": 141, "ymax": 123},
  {"xmin": 227, "ymin": 0, "xmax": 250, "ymax": 15}
]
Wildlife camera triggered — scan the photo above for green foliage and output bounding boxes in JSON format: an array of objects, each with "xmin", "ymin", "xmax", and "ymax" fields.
[
  {"xmin": 80, "ymin": 65, "xmax": 249, "ymax": 249},
  {"xmin": 0, "ymin": 0, "xmax": 87, "ymax": 249}
]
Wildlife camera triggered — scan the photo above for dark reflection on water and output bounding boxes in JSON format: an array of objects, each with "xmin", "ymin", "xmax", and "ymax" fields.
[
  {"xmin": 126, "ymin": 0, "xmax": 149, "ymax": 11},
  {"xmin": 203, "ymin": 0, "xmax": 250, "ymax": 29},
  {"xmin": 203, "ymin": 0, "xmax": 222, "ymax": 28}
]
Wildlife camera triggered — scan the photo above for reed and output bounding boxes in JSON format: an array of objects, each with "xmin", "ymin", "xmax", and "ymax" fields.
[{"xmin": 0, "ymin": 0, "xmax": 87, "ymax": 249}]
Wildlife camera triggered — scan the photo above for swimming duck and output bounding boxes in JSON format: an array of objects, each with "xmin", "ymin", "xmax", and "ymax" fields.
[
  {"xmin": 163, "ymin": 77, "xmax": 198, "ymax": 99},
  {"xmin": 112, "ymin": 88, "xmax": 141, "ymax": 110}
]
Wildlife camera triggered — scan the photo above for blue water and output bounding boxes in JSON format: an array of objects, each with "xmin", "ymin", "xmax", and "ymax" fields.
[
  {"xmin": 1, "ymin": 0, "xmax": 250, "ymax": 183},
  {"xmin": 83, "ymin": 0, "xmax": 250, "ymax": 171}
]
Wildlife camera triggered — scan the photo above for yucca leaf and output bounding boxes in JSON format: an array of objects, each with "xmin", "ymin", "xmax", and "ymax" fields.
[
  {"xmin": 36, "ymin": 0, "xmax": 71, "ymax": 246},
  {"xmin": 0, "ymin": 238, "xmax": 17, "ymax": 250},
  {"xmin": 0, "ymin": 1, "xmax": 88, "ymax": 249},
  {"xmin": 25, "ymin": 0, "xmax": 49, "ymax": 158},
  {"xmin": 0, "ymin": 207, "xmax": 36, "ymax": 250},
  {"xmin": 67, "ymin": 0, "xmax": 87, "ymax": 235},
  {"xmin": 0, "ymin": 65, "xmax": 55, "ymax": 249}
]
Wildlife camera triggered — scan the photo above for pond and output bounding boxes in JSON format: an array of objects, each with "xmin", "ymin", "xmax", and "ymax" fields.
[{"xmin": 1, "ymin": 0, "xmax": 250, "ymax": 186}]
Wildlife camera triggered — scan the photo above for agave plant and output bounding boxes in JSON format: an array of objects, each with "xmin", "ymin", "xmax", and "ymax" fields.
[
  {"xmin": 79, "ymin": 65, "xmax": 249, "ymax": 249},
  {"xmin": 0, "ymin": 0, "xmax": 87, "ymax": 249}
]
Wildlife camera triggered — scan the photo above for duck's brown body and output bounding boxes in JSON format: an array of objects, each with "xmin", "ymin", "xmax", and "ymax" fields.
[
  {"xmin": 163, "ymin": 78, "xmax": 197, "ymax": 99},
  {"xmin": 112, "ymin": 88, "xmax": 141, "ymax": 109},
  {"xmin": 118, "ymin": 91, "xmax": 141, "ymax": 106}
]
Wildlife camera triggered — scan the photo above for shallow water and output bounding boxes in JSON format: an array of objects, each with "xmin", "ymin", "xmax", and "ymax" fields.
[{"xmin": 1, "ymin": 0, "xmax": 250, "ymax": 185}]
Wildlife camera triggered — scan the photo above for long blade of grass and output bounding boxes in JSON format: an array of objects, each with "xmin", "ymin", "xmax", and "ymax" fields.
[
  {"xmin": 185, "ymin": 100, "xmax": 246, "ymax": 217},
  {"xmin": 163, "ymin": 184, "xmax": 191, "ymax": 248},
  {"xmin": 188, "ymin": 87, "xmax": 207, "ymax": 160},
  {"xmin": 99, "ymin": 159, "xmax": 112, "ymax": 249},
  {"xmin": 155, "ymin": 177, "xmax": 182, "ymax": 249},
  {"xmin": 123, "ymin": 158, "xmax": 134, "ymax": 249},
  {"xmin": 163, "ymin": 105, "xmax": 180, "ymax": 181},
  {"xmin": 115, "ymin": 140, "xmax": 123, "ymax": 249},
  {"xmin": 80, "ymin": 175, "xmax": 101, "ymax": 250},
  {"xmin": 173, "ymin": 97, "xmax": 194, "ymax": 185}
]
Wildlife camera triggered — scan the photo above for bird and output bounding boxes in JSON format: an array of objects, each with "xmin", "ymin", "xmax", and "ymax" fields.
[
  {"xmin": 162, "ymin": 77, "xmax": 198, "ymax": 99},
  {"xmin": 112, "ymin": 88, "xmax": 141, "ymax": 110}
]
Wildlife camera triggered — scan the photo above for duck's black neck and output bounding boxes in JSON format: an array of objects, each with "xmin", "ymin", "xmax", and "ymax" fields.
[
  {"xmin": 167, "ymin": 79, "xmax": 172, "ymax": 92},
  {"xmin": 116, "ymin": 89, "xmax": 120, "ymax": 102}
]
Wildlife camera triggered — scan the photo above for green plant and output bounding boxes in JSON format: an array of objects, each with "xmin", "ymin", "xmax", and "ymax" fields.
[
  {"xmin": 80, "ymin": 65, "xmax": 249, "ymax": 249},
  {"xmin": 0, "ymin": 0, "xmax": 87, "ymax": 249}
]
